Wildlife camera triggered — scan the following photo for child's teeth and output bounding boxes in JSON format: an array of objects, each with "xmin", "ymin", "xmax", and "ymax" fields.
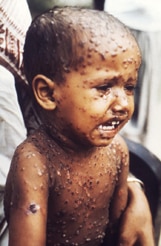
[
  {"xmin": 112, "ymin": 121, "xmax": 120, "ymax": 125},
  {"xmin": 98, "ymin": 121, "xmax": 120, "ymax": 130},
  {"xmin": 99, "ymin": 125, "xmax": 115, "ymax": 130}
]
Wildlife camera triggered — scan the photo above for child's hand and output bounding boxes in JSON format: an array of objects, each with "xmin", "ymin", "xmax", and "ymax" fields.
[{"xmin": 117, "ymin": 182, "xmax": 155, "ymax": 246}]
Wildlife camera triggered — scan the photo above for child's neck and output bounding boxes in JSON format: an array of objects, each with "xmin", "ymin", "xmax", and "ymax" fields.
[{"xmin": 43, "ymin": 124, "xmax": 97, "ymax": 155}]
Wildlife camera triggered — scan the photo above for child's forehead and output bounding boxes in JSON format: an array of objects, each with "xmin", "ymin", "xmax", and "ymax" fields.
[
  {"xmin": 76, "ymin": 28, "xmax": 140, "ymax": 62},
  {"xmin": 68, "ymin": 29, "xmax": 141, "ymax": 79}
]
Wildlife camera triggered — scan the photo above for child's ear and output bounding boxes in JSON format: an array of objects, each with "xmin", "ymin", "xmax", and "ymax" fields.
[{"xmin": 32, "ymin": 74, "xmax": 57, "ymax": 110}]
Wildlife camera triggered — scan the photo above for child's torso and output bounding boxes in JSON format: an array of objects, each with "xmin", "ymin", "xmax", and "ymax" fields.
[
  {"xmin": 21, "ymin": 128, "xmax": 124, "ymax": 246},
  {"xmin": 30, "ymin": 129, "xmax": 123, "ymax": 246},
  {"xmin": 47, "ymin": 149, "xmax": 120, "ymax": 245}
]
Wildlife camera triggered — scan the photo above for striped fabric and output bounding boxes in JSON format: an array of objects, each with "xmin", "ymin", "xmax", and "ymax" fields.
[{"xmin": 0, "ymin": 0, "xmax": 31, "ymax": 83}]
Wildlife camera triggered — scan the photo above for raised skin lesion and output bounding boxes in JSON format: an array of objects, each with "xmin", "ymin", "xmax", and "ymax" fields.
[
  {"xmin": 26, "ymin": 203, "xmax": 41, "ymax": 214},
  {"xmin": 45, "ymin": 145, "xmax": 123, "ymax": 245}
]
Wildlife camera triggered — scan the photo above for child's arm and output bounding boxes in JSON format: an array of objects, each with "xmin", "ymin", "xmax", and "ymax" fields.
[
  {"xmin": 109, "ymin": 136, "xmax": 155, "ymax": 246},
  {"xmin": 109, "ymin": 135, "xmax": 129, "ymax": 223},
  {"xmin": 103, "ymin": 136, "xmax": 129, "ymax": 245},
  {"xmin": 5, "ymin": 143, "xmax": 49, "ymax": 246}
]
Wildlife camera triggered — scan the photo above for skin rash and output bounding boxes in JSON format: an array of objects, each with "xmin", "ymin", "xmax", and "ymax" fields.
[{"xmin": 4, "ymin": 8, "xmax": 141, "ymax": 246}]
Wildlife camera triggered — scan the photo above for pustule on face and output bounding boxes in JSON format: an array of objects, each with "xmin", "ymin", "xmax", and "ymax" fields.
[
  {"xmin": 38, "ymin": 25, "xmax": 141, "ymax": 152},
  {"xmin": 75, "ymin": 40, "xmax": 140, "ymax": 79}
]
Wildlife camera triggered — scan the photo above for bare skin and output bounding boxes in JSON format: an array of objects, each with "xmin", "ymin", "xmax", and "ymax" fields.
[
  {"xmin": 5, "ymin": 32, "xmax": 138, "ymax": 246},
  {"xmin": 4, "ymin": 7, "xmax": 154, "ymax": 246},
  {"xmin": 5, "ymin": 131, "xmax": 128, "ymax": 246}
]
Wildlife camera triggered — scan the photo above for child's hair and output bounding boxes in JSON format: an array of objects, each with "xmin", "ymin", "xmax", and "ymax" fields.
[{"xmin": 23, "ymin": 6, "xmax": 133, "ymax": 86}]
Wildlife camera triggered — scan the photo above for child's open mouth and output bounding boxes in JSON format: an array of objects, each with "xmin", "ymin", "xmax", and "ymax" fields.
[{"xmin": 98, "ymin": 120, "xmax": 121, "ymax": 131}]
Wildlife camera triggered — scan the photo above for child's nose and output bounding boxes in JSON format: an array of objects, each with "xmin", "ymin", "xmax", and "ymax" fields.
[{"xmin": 112, "ymin": 89, "xmax": 129, "ymax": 114}]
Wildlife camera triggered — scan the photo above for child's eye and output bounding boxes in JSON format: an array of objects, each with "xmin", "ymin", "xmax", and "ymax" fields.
[
  {"xmin": 96, "ymin": 84, "xmax": 112, "ymax": 92},
  {"xmin": 124, "ymin": 85, "xmax": 136, "ymax": 94}
]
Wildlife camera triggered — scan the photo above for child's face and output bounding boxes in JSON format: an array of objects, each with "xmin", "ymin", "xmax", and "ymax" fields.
[{"xmin": 53, "ymin": 37, "xmax": 141, "ymax": 147}]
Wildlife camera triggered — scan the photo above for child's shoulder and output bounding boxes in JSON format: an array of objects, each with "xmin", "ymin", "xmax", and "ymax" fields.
[
  {"xmin": 108, "ymin": 134, "xmax": 129, "ymax": 159},
  {"xmin": 12, "ymin": 127, "xmax": 63, "ymax": 171},
  {"xmin": 8, "ymin": 130, "xmax": 52, "ymax": 189},
  {"xmin": 112, "ymin": 134, "xmax": 128, "ymax": 150},
  {"xmin": 12, "ymin": 129, "xmax": 48, "ymax": 168},
  {"xmin": 16, "ymin": 127, "xmax": 53, "ymax": 155}
]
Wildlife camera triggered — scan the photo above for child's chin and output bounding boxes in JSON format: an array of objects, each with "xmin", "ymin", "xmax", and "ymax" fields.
[{"xmin": 93, "ymin": 137, "xmax": 115, "ymax": 147}]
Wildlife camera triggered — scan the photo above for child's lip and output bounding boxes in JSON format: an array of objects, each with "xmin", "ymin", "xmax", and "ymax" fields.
[
  {"xmin": 98, "ymin": 120, "xmax": 121, "ymax": 131},
  {"xmin": 97, "ymin": 117, "xmax": 127, "ymax": 137},
  {"xmin": 98, "ymin": 115, "xmax": 127, "ymax": 129}
]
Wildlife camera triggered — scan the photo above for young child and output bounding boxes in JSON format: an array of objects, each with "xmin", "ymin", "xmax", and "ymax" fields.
[{"xmin": 4, "ymin": 6, "xmax": 142, "ymax": 246}]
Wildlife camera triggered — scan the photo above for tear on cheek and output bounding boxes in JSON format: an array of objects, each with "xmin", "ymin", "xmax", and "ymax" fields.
[{"xmin": 26, "ymin": 203, "xmax": 40, "ymax": 215}]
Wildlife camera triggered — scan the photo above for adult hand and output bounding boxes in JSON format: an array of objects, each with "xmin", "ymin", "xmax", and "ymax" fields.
[{"xmin": 117, "ymin": 181, "xmax": 155, "ymax": 246}]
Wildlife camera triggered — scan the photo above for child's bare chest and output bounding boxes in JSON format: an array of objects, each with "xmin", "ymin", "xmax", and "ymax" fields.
[{"xmin": 47, "ymin": 149, "xmax": 120, "ymax": 245}]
